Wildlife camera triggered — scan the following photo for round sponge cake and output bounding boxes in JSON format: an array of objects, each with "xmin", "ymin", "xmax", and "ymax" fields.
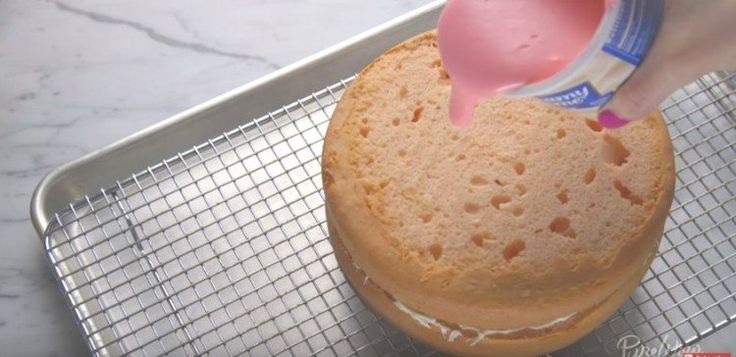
[{"xmin": 322, "ymin": 32, "xmax": 675, "ymax": 356}]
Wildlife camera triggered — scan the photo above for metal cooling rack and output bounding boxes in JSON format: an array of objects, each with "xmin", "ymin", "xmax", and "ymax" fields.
[{"xmin": 43, "ymin": 70, "xmax": 735, "ymax": 357}]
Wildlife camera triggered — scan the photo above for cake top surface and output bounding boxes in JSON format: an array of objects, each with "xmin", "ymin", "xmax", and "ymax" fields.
[{"xmin": 322, "ymin": 32, "xmax": 674, "ymax": 319}]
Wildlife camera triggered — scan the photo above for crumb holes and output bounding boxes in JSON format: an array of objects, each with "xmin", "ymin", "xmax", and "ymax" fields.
[
  {"xmin": 412, "ymin": 107, "xmax": 424, "ymax": 123},
  {"xmin": 398, "ymin": 149, "xmax": 407, "ymax": 157},
  {"xmin": 394, "ymin": 63, "xmax": 403, "ymax": 71},
  {"xmin": 549, "ymin": 217, "xmax": 577, "ymax": 238},
  {"xmin": 430, "ymin": 59, "xmax": 442, "ymax": 68},
  {"xmin": 456, "ymin": 154, "xmax": 466, "ymax": 161},
  {"xmin": 494, "ymin": 179, "xmax": 507, "ymax": 187},
  {"xmin": 503, "ymin": 239, "xmax": 526, "ymax": 261},
  {"xmin": 361, "ymin": 117, "xmax": 368, "ymax": 124},
  {"xmin": 556, "ymin": 128, "xmax": 567, "ymax": 139},
  {"xmin": 471, "ymin": 176, "xmax": 489, "ymax": 186},
  {"xmin": 585, "ymin": 119, "xmax": 603, "ymax": 132},
  {"xmin": 429, "ymin": 244, "xmax": 443, "ymax": 260},
  {"xmin": 464, "ymin": 202, "xmax": 481, "ymax": 214},
  {"xmin": 513, "ymin": 162, "xmax": 526, "ymax": 175},
  {"xmin": 471, "ymin": 236, "xmax": 483, "ymax": 247},
  {"xmin": 451, "ymin": 133, "xmax": 460, "ymax": 141},
  {"xmin": 491, "ymin": 194, "xmax": 512, "ymax": 209},
  {"xmin": 613, "ymin": 180, "xmax": 643, "ymax": 205},
  {"xmin": 379, "ymin": 180, "xmax": 389, "ymax": 189},
  {"xmin": 512, "ymin": 206, "xmax": 524, "ymax": 216},
  {"xmin": 438, "ymin": 69, "xmax": 451, "ymax": 84},
  {"xmin": 515, "ymin": 184, "xmax": 527, "ymax": 196},
  {"xmin": 601, "ymin": 135, "xmax": 631, "ymax": 166},
  {"xmin": 420, "ymin": 212, "xmax": 433, "ymax": 223},
  {"xmin": 549, "ymin": 217, "xmax": 569, "ymax": 233},
  {"xmin": 359, "ymin": 127, "xmax": 371, "ymax": 138},
  {"xmin": 557, "ymin": 189, "xmax": 569, "ymax": 204},
  {"xmin": 583, "ymin": 167, "xmax": 597, "ymax": 185},
  {"xmin": 363, "ymin": 183, "xmax": 376, "ymax": 195},
  {"xmin": 392, "ymin": 118, "xmax": 400, "ymax": 127},
  {"xmin": 399, "ymin": 86, "xmax": 408, "ymax": 98},
  {"xmin": 471, "ymin": 232, "xmax": 493, "ymax": 247}
]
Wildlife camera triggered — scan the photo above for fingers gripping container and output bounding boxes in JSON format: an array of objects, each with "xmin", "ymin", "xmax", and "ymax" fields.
[{"xmin": 505, "ymin": 0, "xmax": 665, "ymax": 112}]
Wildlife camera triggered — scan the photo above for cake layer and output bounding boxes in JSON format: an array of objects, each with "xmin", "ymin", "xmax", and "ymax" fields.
[{"xmin": 322, "ymin": 31, "xmax": 675, "ymax": 349}]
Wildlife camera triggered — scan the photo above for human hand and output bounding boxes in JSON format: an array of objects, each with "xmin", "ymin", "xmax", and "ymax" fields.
[{"xmin": 598, "ymin": 0, "xmax": 736, "ymax": 129}]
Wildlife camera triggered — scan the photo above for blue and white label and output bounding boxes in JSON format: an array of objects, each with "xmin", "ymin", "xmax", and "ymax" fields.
[
  {"xmin": 537, "ymin": 82, "xmax": 614, "ymax": 109},
  {"xmin": 602, "ymin": 0, "xmax": 664, "ymax": 65},
  {"xmin": 510, "ymin": 0, "xmax": 663, "ymax": 111}
]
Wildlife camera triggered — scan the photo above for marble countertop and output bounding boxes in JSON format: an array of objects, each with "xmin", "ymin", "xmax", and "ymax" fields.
[
  {"xmin": 1, "ymin": 1, "xmax": 734, "ymax": 356},
  {"xmin": 0, "ymin": 1, "xmax": 429, "ymax": 355}
]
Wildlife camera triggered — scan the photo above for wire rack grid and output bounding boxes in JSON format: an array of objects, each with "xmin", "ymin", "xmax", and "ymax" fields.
[{"xmin": 43, "ymin": 71, "xmax": 736, "ymax": 357}]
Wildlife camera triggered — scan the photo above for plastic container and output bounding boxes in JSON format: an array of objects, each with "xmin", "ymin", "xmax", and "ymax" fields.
[{"xmin": 504, "ymin": 0, "xmax": 665, "ymax": 113}]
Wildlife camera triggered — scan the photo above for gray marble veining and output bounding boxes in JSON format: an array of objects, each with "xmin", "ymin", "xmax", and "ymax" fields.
[
  {"xmin": 2, "ymin": 0, "xmax": 734, "ymax": 355},
  {"xmin": 0, "ymin": 1, "xmax": 429, "ymax": 355}
]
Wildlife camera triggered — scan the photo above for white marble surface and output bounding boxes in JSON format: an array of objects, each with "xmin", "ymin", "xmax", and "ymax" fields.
[
  {"xmin": 1, "ymin": 1, "xmax": 734, "ymax": 356},
  {"xmin": 0, "ymin": 1, "xmax": 430, "ymax": 355}
]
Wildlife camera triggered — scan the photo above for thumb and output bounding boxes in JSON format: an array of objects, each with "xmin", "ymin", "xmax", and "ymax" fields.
[{"xmin": 597, "ymin": 59, "xmax": 680, "ymax": 129}]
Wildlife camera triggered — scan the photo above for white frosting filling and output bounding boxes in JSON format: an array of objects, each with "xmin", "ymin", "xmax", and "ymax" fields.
[
  {"xmin": 352, "ymin": 261, "xmax": 370, "ymax": 287},
  {"xmin": 393, "ymin": 300, "xmax": 577, "ymax": 346},
  {"xmin": 348, "ymin": 255, "xmax": 574, "ymax": 345}
]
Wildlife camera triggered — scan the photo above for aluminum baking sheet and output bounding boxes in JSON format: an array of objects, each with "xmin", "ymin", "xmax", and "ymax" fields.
[{"xmin": 32, "ymin": 2, "xmax": 735, "ymax": 356}]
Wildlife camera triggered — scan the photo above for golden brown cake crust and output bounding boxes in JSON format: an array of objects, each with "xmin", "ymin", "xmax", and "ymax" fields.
[
  {"xmin": 328, "ymin": 207, "xmax": 659, "ymax": 357},
  {"xmin": 322, "ymin": 31, "xmax": 675, "ymax": 350}
]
